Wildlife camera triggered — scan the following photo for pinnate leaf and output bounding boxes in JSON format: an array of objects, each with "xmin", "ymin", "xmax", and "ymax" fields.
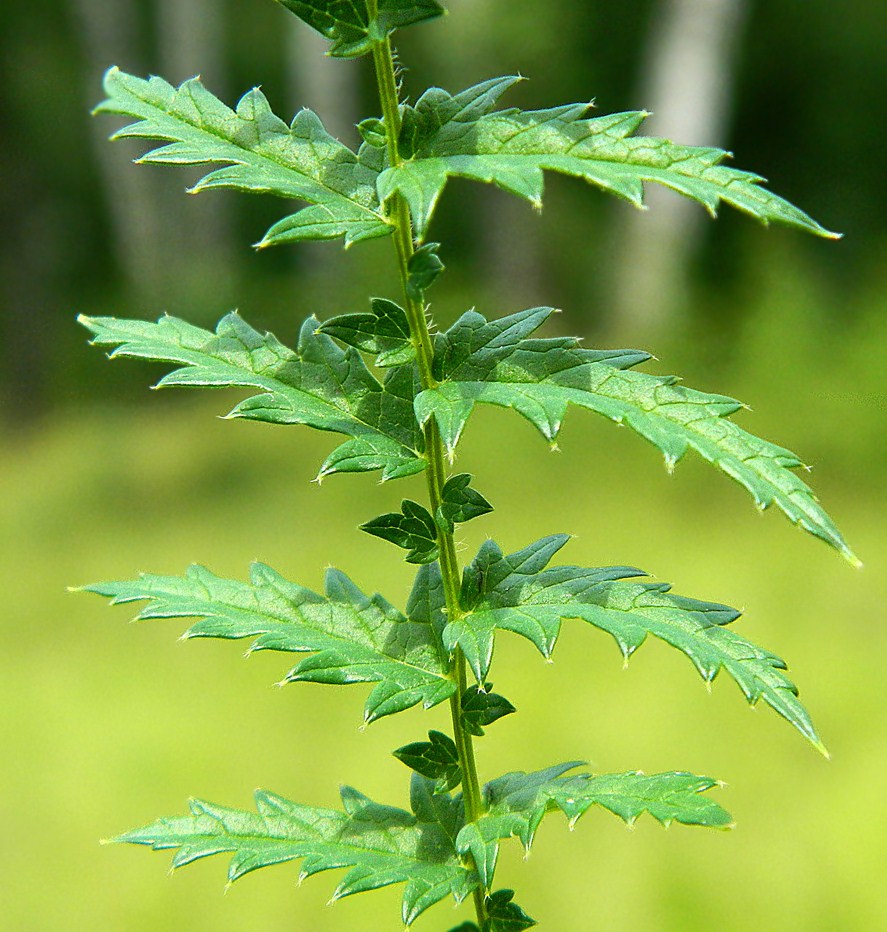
[
  {"xmin": 415, "ymin": 306, "xmax": 856, "ymax": 562},
  {"xmin": 452, "ymin": 535, "xmax": 825, "ymax": 751},
  {"xmin": 318, "ymin": 297, "xmax": 415, "ymax": 367},
  {"xmin": 79, "ymin": 311, "xmax": 425, "ymax": 482},
  {"xmin": 96, "ymin": 67, "xmax": 390, "ymax": 247},
  {"xmin": 111, "ymin": 773, "xmax": 476, "ymax": 926},
  {"xmin": 457, "ymin": 764, "xmax": 731, "ymax": 890},
  {"xmin": 80, "ymin": 561, "xmax": 454, "ymax": 723},
  {"xmin": 380, "ymin": 76, "xmax": 839, "ymax": 239},
  {"xmin": 274, "ymin": 0, "xmax": 445, "ymax": 59}
]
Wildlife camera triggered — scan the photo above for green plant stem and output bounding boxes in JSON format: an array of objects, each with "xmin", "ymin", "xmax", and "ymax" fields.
[{"xmin": 371, "ymin": 25, "xmax": 489, "ymax": 928}]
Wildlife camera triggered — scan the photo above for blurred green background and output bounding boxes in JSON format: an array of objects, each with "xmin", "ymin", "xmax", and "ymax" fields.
[{"xmin": 2, "ymin": 0, "xmax": 886, "ymax": 929}]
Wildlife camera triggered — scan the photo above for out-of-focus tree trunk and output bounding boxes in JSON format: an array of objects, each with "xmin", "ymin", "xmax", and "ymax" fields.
[
  {"xmin": 155, "ymin": 0, "xmax": 236, "ymax": 299},
  {"xmin": 69, "ymin": 0, "xmax": 167, "ymax": 301},
  {"xmin": 285, "ymin": 23, "xmax": 360, "ymax": 296},
  {"xmin": 428, "ymin": 0, "xmax": 545, "ymax": 309},
  {"xmin": 607, "ymin": 0, "xmax": 750, "ymax": 340}
]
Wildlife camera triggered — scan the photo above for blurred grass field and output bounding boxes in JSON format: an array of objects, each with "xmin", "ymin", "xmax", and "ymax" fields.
[{"xmin": 3, "ymin": 292, "xmax": 886, "ymax": 930}]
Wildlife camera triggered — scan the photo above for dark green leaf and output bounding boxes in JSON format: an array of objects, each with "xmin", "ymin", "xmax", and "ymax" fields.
[
  {"xmin": 318, "ymin": 297, "xmax": 415, "ymax": 367},
  {"xmin": 79, "ymin": 311, "xmax": 425, "ymax": 482},
  {"xmin": 394, "ymin": 730, "xmax": 462, "ymax": 791},
  {"xmin": 435, "ymin": 473, "xmax": 493, "ymax": 533},
  {"xmin": 408, "ymin": 242, "xmax": 445, "ymax": 299},
  {"xmin": 95, "ymin": 68, "xmax": 390, "ymax": 247},
  {"xmin": 485, "ymin": 889, "xmax": 537, "ymax": 932},
  {"xmin": 111, "ymin": 773, "xmax": 476, "ymax": 926},
  {"xmin": 461, "ymin": 684, "xmax": 516, "ymax": 737},
  {"xmin": 415, "ymin": 306, "xmax": 857, "ymax": 563},
  {"xmin": 447, "ymin": 924, "xmax": 480, "ymax": 932},
  {"xmin": 451, "ymin": 535, "xmax": 825, "ymax": 752},
  {"xmin": 274, "ymin": 0, "xmax": 445, "ymax": 58},
  {"xmin": 379, "ymin": 76, "xmax": 839, "ymax": 240},
  {"xmin": 456, "ymin": 764, "xmax": 731, "ymax": 891},
  {"xmin": 80, "ymin": 562, "xmax": 454, "ymax": 723},
  {"xmin": 358, "ymin": 117, "xmax": 388, "ymax": 148},
  {"xmin": 362, "ymin": 500, "xmax": 440, "ymax": 564}
]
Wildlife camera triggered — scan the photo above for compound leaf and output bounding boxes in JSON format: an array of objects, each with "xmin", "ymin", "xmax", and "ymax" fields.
[
  {"xmin": 80, "ymin": 561, "xmax": 455, "ymax": 723},
  {"xmin": 96, "ymin": 67, "xmax": 390, "ymax": 247},
  {"xmin": 415, "ymin": 306, "xmax": 856, "ymax": 563},
  {"xmin": 379, "ymin": 76, "xmax": 839, "ymax": 239},
  {"xmin": 274, "ymin": 0, "xmax": 445, "ymax": 59},
  {"xmin": 451, "ymin": 536, "xmax": 825, "ymax": 752},
  {"xmin": 79, "ymin": 311, "xmax": 425, "ymax": 482},
  {"xmin": 111, "ymin": 773, "xmax": 475, "ymax": 926},
  {"xmin": 457, "ymin": 764, "xmax": 730, "ymax": 888}
]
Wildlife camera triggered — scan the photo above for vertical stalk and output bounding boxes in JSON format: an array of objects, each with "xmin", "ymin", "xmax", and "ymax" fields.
[{"xmin": 369, "ymin": 21, "xmax": 489, "ymax": 929}]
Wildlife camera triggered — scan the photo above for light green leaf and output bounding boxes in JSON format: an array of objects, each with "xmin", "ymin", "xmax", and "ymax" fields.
[
  {"xmin": 380, "ymin": 76, "xmax": 840, "ymax": 239},
  {"xmin": 80, "ymin": 561, "xmax": 454, "ymax": 723},
  {"xmin": 274, "ymin": 0, "xmax": 445, "ymax": 59},
  {"xmin": 457, "ymin": 764, "xmax": 731, "ymax": 888},
  {"xmin": 450, "ymin": 536, "xmax": 825, "ymax": 752},
  {"xmin": 111, "ymin": 773, "xmax": 475, "ymax": 926},
  {"xmin": 79, "ymin": 311, "xmax": 425, "ymax": 482},
  {"xmin": 415, "ymin": 306, "xmax": 857, "ymax": 563},
  {"xmin": 95, "ymin": 67, "xmax": 390, "ymax": 247}
]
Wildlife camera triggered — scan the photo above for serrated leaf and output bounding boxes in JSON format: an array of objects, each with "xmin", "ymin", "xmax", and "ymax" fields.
[
  {"xmin": 394, "ymin": 730, "xmax": 462, "ymax": 791},
  {"xmin": 318, "ymin": 297, "xmax": 415, "ymax": 367},
  {"xmin": 456, "ymin": 764, "xmax": 731, "ymax": 890},
  {"xmin": 435, "ymin": 473, "xmax": 493, "ymax": 533},
  {"xmin": 415, "ymin": 306, "xmax": 857, "ymax": 563},
  {"xmin": 460, "ymin": 684, "xmax": 516, "ymax": 737},
  {"xmin": 274, "ymin": 0, "xmax": 445, "ymax": 59},
  {"xmin": 379, "ymin": 76, "xmax": 839, "ymax": 239},
  {"xmin": 450, "ymin": 535, "xmax": 825, "ymax": 751},
  {"xmin": 95, "ymin": 67, "xmax": 390, "ymax": 247},
  {"xmin": 362, "ymin": 500, "xmax": 440, "ymax": 564},
  {"xmin": 112, "ymin": 773, "xmax": 475, "ymax": 926},
  {"xmin": 485, "ymin": 889, "xmax": 537, "ymax": 931},
  {"xmin": 79, "ymin": 311, "xmax": 425, "ymax": 482},
  {"xmin": 80, "ymin": 561, "xmax": 455, "ymax": 723}
]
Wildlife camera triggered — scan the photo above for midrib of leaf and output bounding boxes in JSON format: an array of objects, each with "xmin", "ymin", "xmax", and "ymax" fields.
[
  {"xmin": 98, "ymin": 68, "xmax": 389, "ymax": 238},
  {"xmin": 79, "ymin": 312, "xmax": 422, "ymax": 459}
]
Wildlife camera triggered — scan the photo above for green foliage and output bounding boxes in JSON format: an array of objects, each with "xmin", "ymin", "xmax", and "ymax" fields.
[
  {"xmin": 416, "ymin": 306, "xmax": 857, "ymax": 563},
  {"xmin": 96, "ymin": 67, "xmax": 391, "ymax": 247},
  {"xmin": 274, "ymin": 0, "xmax": 444, "ymax": 58},
  {"xmin": 81, "ymin": 562, "xmax": 454, "ymax": 723},
  {"xmin": 453, "ymin": 535, "xmax": 825, "ymax": 752},
  {"xmin": 460, "ymin": 684, "xmax": 516, "ymax": 737},
  {"xmin": 458, "ymin": 764, "xmax": 731, "ymax": 890},
  {"xmin": 78, "ymin": 311, "xmax": 424, "ymax": 481},
  {"xmin": 81, "ymin": 2, "xmax": 855, "ymax": 928},
  {"xmin": 394, "ymin": 729, "xmax": 462, "ymax": 791},
  {"xmin": 361, "ymin": 499, "xmax": 440, "ymax": 563},
  {"xmin": 317, "ymin": 297, "xmax": 415, "ymax": 367},
  {"xmin": 380, "ymin": 76, "xmax": 840, "ymax": 240},
  {"xmin": 111, "ymin": 774, "xmax": 476, "ymax": 926}
]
